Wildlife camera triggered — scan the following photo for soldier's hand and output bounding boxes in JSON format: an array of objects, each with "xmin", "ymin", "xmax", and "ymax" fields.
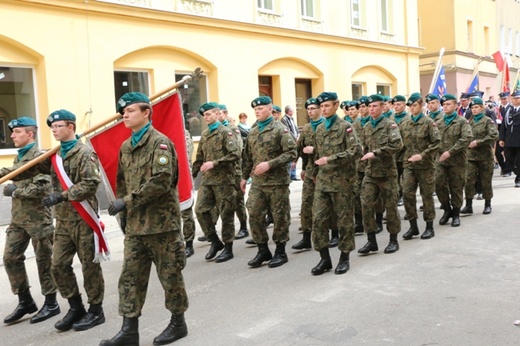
[
  {"xmin": 302, "ymin": 146, "xmax": 314, "ymax": 154},
  {"xmin": 3, "ymin": 184, "xmax": 17, "ymax": 197},
  {"xmin": 315, "ymin": 157, "xmax": 328, "ymax": 166},
  {"xmin": 253, "ymin": 162, "xmax": 270, "ymax": 176},
  {"xmin": 240, "ymin": 179, "xmax": 247, "ymax": 193},
  {"xmin": 361, "ymin": 152, "xmax": 376, "ymax": 161},
  {"xmin": 468, "ymin": 140, "xmax": 478, "ymax": 149},
  {"xmin": 300, "ymin": 171, "xmax": 305, "ymax": 180},
  {"xmin": 408, "ymin": 154, "xmax": 423, "ymax": 162},
  {"xmin": 42, "ymin": 192, "xmax": 65, "ymax": 207},
  {"xmin": 439, "ymin": 151, "xmax": 451, "ymax": 162},
  {"xmin": 499, "ymin": 140, "xmax": 505, "ymax": 148},
  {"xmin": 119, "ymin": 217, "xmax": 127, "ymax": 234},
  {"xmin": 108, "ymin": 198, "xmax": 126, "ymax": 216},
  {"xmin": 200, "ymin": 161, "xmax": 215, "ymax": 172}
]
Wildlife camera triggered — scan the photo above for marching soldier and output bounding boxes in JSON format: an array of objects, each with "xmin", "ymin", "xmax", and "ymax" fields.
[
  {"xmin": 311, "ymin": 92, "xmax": 361, "ymax": 275},
  {"xmin": 241, "ymin": 96, "xmax": 297, "ymax": 268},
  {"xmin": 101, "ymin": 92, "xmax": 189, "ymax": 345},
  {"xmin": 1, "ymin": 117, "xmax": 60, "ymax": 325},
  {"xmin": 391, "ymin": 95, "xmax": 410, "ymax": 207},
  {"xmin": 425, "ymin": 93, "xmax": 445, "ymax": 122},
  {"xmin": 340, "ymin": 100, "xmax": 353, "ymax": 122}
]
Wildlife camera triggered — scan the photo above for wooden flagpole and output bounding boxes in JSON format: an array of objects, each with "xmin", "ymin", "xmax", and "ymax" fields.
[{"xmin": 465, "ymin": 57, "xmax": 484, "ymax": 92}]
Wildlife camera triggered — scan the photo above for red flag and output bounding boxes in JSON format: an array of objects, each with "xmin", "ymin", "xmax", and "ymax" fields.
[
  {"xmin": 88, "ymin": 91, "xmax": 194, "ymax": 210},
  {"xmin": 502, "ymin": 60, "xmax": 511, "ymax": 92},
  {"xmin": 493, "ymin": 51, "xmax": 504, "ymax": 72}
]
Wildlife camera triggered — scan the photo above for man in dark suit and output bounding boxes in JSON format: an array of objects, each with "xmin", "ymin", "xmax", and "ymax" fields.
[
  {"xmin": 497, "ymin": 91, "xmax": 512, "ymax": 176},
  {"xmin": 458, "ymin": 93, "xmax": 470, "ymax": 116},
  {"xmin": 499, "ymin": 90, "xmax": 520, "ymax": 187}
]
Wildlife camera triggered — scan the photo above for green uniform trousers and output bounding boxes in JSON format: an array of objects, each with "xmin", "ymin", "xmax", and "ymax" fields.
[
  {"xmin": 435, "ymin": 163, "xmax": 467, "ymax": 209},
  {"xmin": 195, "ymin": 185, "xmax": 236, "ymax": 243},
  {"xmin": 361, "ymin": 175, "xmax": 401, "ymax": 234},
  {"xmin": 403, "ymin": 168, "xmax": 436, "ymax": 222},
  {"xmin": 465, "ymin": 159, "xmax": 494, "ymax": 200}
]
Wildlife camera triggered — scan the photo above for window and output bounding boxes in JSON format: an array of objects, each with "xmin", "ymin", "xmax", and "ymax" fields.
[
  {"xmin": 376, "ymin": 84, "xmax": 391, "ymax": 97},
  {"xmin": 301, "ymin": 0, "xmax": 314, "ymax": 18},
  {"xmin": 176, "ymin": 73, "xmax": 208, "ymax": 138},
  {"xmin": 257, "ymin": 0, "xmax": 274, "ymax": 11},
  {"xmin": 351, "ymin": 83, "xmax": 363, "ymax": 100},
  {"xmin": 351, "ymin": 0, "xmax": 360, "ymax": 27},
  {"xmin": 380, "ymin": 0, "xmax": 388, "ymax": 32},
  {"xmin": 467, "ymin": 20, "xmax": 474, "ymax": 53},
  {"xmin": 0, "ymin": 66, "xmax": 37, "ymax": 150},
  {"xmin": 114, "ymin": 71, "xmax": 149, "ymax": 104}
]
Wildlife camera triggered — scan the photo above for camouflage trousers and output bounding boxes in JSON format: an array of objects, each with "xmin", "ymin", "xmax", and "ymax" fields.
[
  {"xmin": 234, "ymin": 175, "xmax": 247, "ymax": 224},
  {"xmin": 52, "ymin": 219, "xmax": 104, "ymax": 305},
  {"xmin": 300, "ymin": 176, "xmax": 315, "ymax": 233},
  {"xmin": 435, "ymin": 163, "xmax": 467, "ymax": 209},
  {"xmin": 397, "ymin": 161, "xmax": 404, "ymax": 198},
  {"xmin": 402, "ymin": 168, "xmax": 436, "ymax": 222},
  {"xmin": 312, "ymin": 189, "xmax": 355, "ymax": 253},
  {"xmin": 246, "ymin": 185, "xmax": 290, "ymax": 244},
  {"xmin": 119, "ymin": 231, "xmax": 188, "ymax": 317},
  {"xmin": 355, "ymin": 171, "xmax": 364, "ymax": 215},
  {"xmin": 465, "ymin": 159, "xmax": 494, "ymax": 200},
  {"xmin": 361, "ymin": 175, "xmax": 401, "ymax": 234},
  {"xmin": 195, "ymin": 184, "xmax": 236, "ymax": 243},
  {"xmin": 181, "ymin": 204, "xmax": 195, "ymax": 242},
  {"xmin": 3, "ymin": 224, "xmax": 56, "ymax": 296}
]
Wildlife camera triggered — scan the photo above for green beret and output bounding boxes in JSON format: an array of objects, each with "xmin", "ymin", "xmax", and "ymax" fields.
[
  {"xmin": 340, "ymin": 100, "xmax": 350, "ymax": 109},
  {"xmin": 392, "ymin": 95, "xmax": 406, "ymax": 104},
  {"xmin": 251, "ymin": 96, "xmax": 272, "ymax": 108},
  {"xmin": 117, "ymin": 92, "xmax": 151, "ymax": 114},
  {"xmin": 218, "ymin": 104, "xmax": 227, "ymax": 111},
  {"xmin": 367, "ymin": 94, "xmax": 385, "ymax": 104},
  {"xmin": 356, "ymin": 96, "xmax": 369, "ymax": 108},
  {"xmin": 469, "ymin": 97, "xmax": 483, "ymax": 107},
  {"xmin": 8, "ymin": 116, "xmax": 37, "ymax": 131},
  {"xmin": 348, "ymin": 101, "xmax": 358, "ymax": 108},
  {"xmin": 47, "ymin": 109, "xmax": 76, "ymax": 127},
  {"xmin": 406, "ymin": 92, "xmax": 422, "ymax": 106},
  {"xmin": 384, "ymin": 96, "xmax": 392, "ymax": 102},
  {"xmin": 441, "ymin": 94, "xmax": 457, "ymax": 105},
  {"xmin": 199, "ymin": 102, "xmax": 220, "ymax": 115},
  {"xmin": 316, "ymin": 92, "xmax": 338, "ymax": 105},
  {"xmin": 305, "ymin": 98, "xmax": 319, "ymax": 109},
  {"xmin": 425, "ymin": 93, "xmax": 439, "ymax": 102},
  {"xmin": 273, "ymin": 105, "xmax": 282, "ymax": 113}
]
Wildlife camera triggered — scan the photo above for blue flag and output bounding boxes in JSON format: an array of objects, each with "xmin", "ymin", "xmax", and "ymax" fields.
[
  {"xmin": 466, "ymin": 73, "xmax": 479, "ymax": 93},
  {"xmin": 432, "ymin": 66, "xmax": 447, "ymax": 96}
]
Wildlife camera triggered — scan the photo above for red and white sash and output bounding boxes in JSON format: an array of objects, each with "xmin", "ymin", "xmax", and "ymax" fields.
[{"xmin": 51, "ymin": 154, "xmax": 110, "ymax": 262}]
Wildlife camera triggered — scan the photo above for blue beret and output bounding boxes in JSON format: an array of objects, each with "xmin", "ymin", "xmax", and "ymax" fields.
[
  {"xmin": 251, "ymin": 96, "xmax": 272, "ymax": 108},
  {"xmin": 441, "ymin": 94, "xmax": 457, "ymax": 105},
  {"xmin": 470, "ymin": 90, "xmax": 484, "ymax": 98},
  {"xmin": 305, "ymin": 98, "xmax": 319, "ymax": 109},
  {"xmin": 316, "ymin": 92, "xmax": 338, "ymax": 105},
  {"xmin": 218, "ymin": 104, "xmax": 227, "ymax": 111},
  {"xmin": 273, "ymin": 105, "xmax": 282, "ymax": 113},
  {"xmin": 512, "ymin": 90, "xmax": 520, "ymax": 98},
  {"xmin": 117, "ymin": 92, "xmax": 151, "ymax": 114},
  {"xmin": 499, "ymin": 91, "xmax": 510, "ymax": 98},
  {"xmin": 392, "ymin": 95, "xmax": 406, "ymax": 103},
  {"xmin": 425, "ymin": 93, "xmax": 440, "ymax": 102},
  {"xmin": 8, "ymin": 116, "xmax": 37, "ymax": 131},
  {"xmin": 356, "ymin": 96, "xmax": 369, "ymax": 108},
  {"xmin": 367, "ymin": 94, "xmax": 385, "ymax": 104},
  {"xmin": 406, "ymin": 92, "xmax": 422, "ymax": 106},
  {"xmin": 47, "ymin": 109, "xmax": 76, "ymax": 127},
  {"xmin": 469, "ymin": 97, "xmax": 483, "ymax": 107},
  {"xmin": 199, "ymin": 102, "xmax": 220, "ymax": 115}
]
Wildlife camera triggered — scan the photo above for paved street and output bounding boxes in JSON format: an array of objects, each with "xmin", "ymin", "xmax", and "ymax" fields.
[{"xmin": 1, "ymin": 170, "xmax": 520, "ymax": 345}]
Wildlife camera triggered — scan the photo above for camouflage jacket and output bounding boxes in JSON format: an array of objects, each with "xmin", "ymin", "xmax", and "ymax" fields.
[
  {"xmin": 52, "ymin": 140, "xmax": 101, "ymax": 221},
  {"xmin": 192, "ymin": 123, "xmax": 240, "ymax": 185},
  {"xmin": 363, "ymin": 117, "xmax": 403, "ymax": 178},
  {"xmin": 313, "ymin": 117, "xmax": 362, "ymax": 192},
  {"xmin": 224, "ymin": 122, "xmax": 243, "ymax": 176},
  {"xmin": 296, "ymin": 123, "xmax": 315, "ymax": 179},
  {"xmin": 394, "ymin": 113, "xmax": 411, "ymax": 163},
  {"xmin": 435, "ymin": 115, "xmax": 473, "ymax": 167},
  {"xmin": 400, "ymin": 115, "xmax": 440, "ymax": 170},
  {"xmin": 428, "ymin": 110, "xmax": 445, "ymax": 123},
  {"xmin": 467, "ymin": 115, "xmax": 498, "ymax": 161},
  {"xmin": 116, "ymin": 126, "xmax": 181, "ymax": 235},
  {"xmin": 185, "ymin": 129, "xmax": 194, "ymax": 170},
  {"xmin": 353, "ymin": 118, "xmax": 368, "ymax": 173},
  {"xmin": 242, "ymin": 119, "xmax": 297, "ymax": 185},
  {"xmin": 8, "ymin": 145, "xmax": 54, "ymax": 237}
]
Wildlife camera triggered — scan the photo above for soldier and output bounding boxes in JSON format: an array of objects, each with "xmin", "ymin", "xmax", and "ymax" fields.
[
  {"xmin": 1, "ymin": 117, "xmax": 60, "ymax": 325},
  {"xmin": 496, "ymin": 91, "xmax": 512, "ymax": 177},
  {"xmin": 425, "ymin": 93, "xmax": 445, "ymax": 122},
  {"xmin": 292, "ymin": 98, "xmax": 324, "ymax": 251},
  {"xmin": 272, "ymin": 105, "xmax": 283, "ymax": 121},
  {"xmin": 340, "ymin": 100, "xmax": 352, "ymax": 122},
  {"xmin": 43, "ymin": 109, "xmax": 105, "ymax": 332},
  {"xmin": 348, "ymin": 100, "xmax": 360, "ymax": 123},
  {"xmin": 435, "ymin": 94, "xmax": 473, "ymax": 227},
  {"xmin": 461, "ymin": 97, "xmax": 498, "ymax": 215},
  {"xmin": 400, "ymin": 94, "xmax": 440, "ymax": 240},
  {"xmin": 499, "ymin": 90, "xmax": 520, "ymax": 188},
  {"xmin": 358, "ymin": 94, "xmax": 403, "ymax": 255},
  {"xmin": 391, "ymin": 95, "xmax": 410, "ymax": 207},
  {"xmin": 183, "ymin": 129, "xmax": 196, "ymax": 257},
  {"xmin": 382, "ymin": 96, "xmax": 395, "ymax": 119},
  {"xmin": 100, "ymin": 92, "xmax": 189, "ymax": 346},
  {"xmin": 241, "ymin": 96, "xmax": 297, "ymax": 268},
  {"xmin": 311, "ymin": 92, "xmax": 361, "ymax": 275},
  {"xmin": 192, "ymin": 102, "xmax": 240, "ymax": 263}
]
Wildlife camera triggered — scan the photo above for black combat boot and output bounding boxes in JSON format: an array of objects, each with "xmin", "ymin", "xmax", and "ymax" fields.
[
  {"xmin": 4, "ymin": 289, "xmax": 37, "ymax": 324},
  {"xmin": 451, "ymin": 208, "xmax": 461, "ymax": 227},
  {"xmin": 248, "ymin": 243, "xmax": 273, "ymax": 268},
  {"xmin": 375, "ymin": 213, "xmax": 384, "ymax": 234},
  {"xmin": 245, "ymin": 238, "xmax": 256, "ymax": 245},
  {"xmin": 99, "ymin": 317, "xmax": 139, "ymax": 346},
  {"xmin": 205, "ymin": 233, "xmax": 224, "ymax": 260},
  {"xmin": 153, "ymin": 313, "xmax": 188, "ymax": 345},
  {"xmin": 358, "ymin": 232, "xmax": 378, "ymax": 254},
  {"xmin": 268, "ymin": 243, "xmax": 288, "ymax": 268},
  {"xmin": 215, "ymin": 242, "xmax": 234, "ymax": 263},
  {"xmin": 421, "ymin": 221, "xmax": 435, "ymax": 239},
  {"xmin": 72, "ymin": 303, "xmax": 105, "ymax": 331},
  {"xmin": 311, "ymin": 248, "xmax": 332, "ymax": 275},
  {"xmin": 30, "ymin": 292, "xmax": 60, "ymax": 324},
  {"xmin": 54, "ymin": 295, "xmax": 86, "ymax": 331},
  {"xmin": 438, "ymin": 204, "xmax": 453, "ymax": 225},
  {"xmin": 402, "ymin": 219, "xmax": 419, "ymax": 240},
  {"xmin": 292, "ymin": 232, "xmax": 311, "ymax": 250},
  {"xmin": 185, "ymin": 241, "xmax": 194, "ymax": 258},
  {"xmin": 328, "ymin": 229, "xmax": 339, "ymax": 248},
  {"xmin": 384, "ymin": 234, "xmax": 399, "ymax": 254},
  {"xmin": 235, "ymin": 221, "xmax": 249, "ymax": 240},
  {"xmin": 334, "ymin": 252, "xmax": 350, "ymax": 275},
  {"xmin": 483, "ymin": 199, "xmax": 492, "ymax": 215},
  {"xmin": 460, "ymin": 198, "xmax": 473, "ymax": 214},
  {"xmin": 354, "ymin": 213, "xmax": 364, "ymax": 234}
]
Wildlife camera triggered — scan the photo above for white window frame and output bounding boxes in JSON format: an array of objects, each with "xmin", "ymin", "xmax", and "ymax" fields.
[
  {"xmin": 351, "ymin": 0, "xmax": 361, "ymax": 28},
  {"xmin": 301, "ymin": 0, "xmax": 314, "ymax": 19},
  {"xmin": 257, "ymin": 0, "xmax": 274, "ymax": 12},
  {"xmin": 380, "ymin": 0, "xmax": 389, "ymax": 32}
]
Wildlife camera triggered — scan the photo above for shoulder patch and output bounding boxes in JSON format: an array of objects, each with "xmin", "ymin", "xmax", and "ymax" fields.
[
  {"xmin": 347, "ymin": 127, "xmax": 353, "ymax": 133},
  {"xmin": 158, "ymin": 155, "xmax": 169, "ymax": 165},
  {"xmin": 159, "ymin": 143, "xmax": 168, "ymax": 150}
]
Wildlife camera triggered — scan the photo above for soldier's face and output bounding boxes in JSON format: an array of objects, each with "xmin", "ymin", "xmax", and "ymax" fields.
[
  {"xmin": 500, "ymin": 97, "xmax": 509, "ymax": 106},
  {"xmin": 382, "ymin": 102, "xmax": 390, "ymax": 112},
  {"xmin": 512, "ymin": 97, "xmax": 520, "ymax": 107},
  {"xmin": 306, "ymin": 104, "xmax": 320, "ymax": 120},
  {"xmin": 348, "ymin": 107, "xmax": 358, "ymax": 118},
  {"xmin": 51, "ymin": 121, "xmax": 75, "ymax": 141},
  {"xmin": 427, "ymin": 100, "xmax": 440, "ymax": 112},
  {"xmin": 255, "ymin": 105, "xmax": 272, "ymax": 122},
  {"xmin": 320, "ymin": 101, "xmax": 339, "ymax": 118},
  {"xmin": 394, "ymin": 101, "xmax": 406, "ymax": 114},
  {"xmin": 368, "ymin": 102, "xmax": 383, "ymax": 118},
  {"xmin": 409, "ymin": 102, "xmax": 422, "ymax": 116},
  {"xmin": 10, "ymin": 127, "xmax": 32, "ymax": 148},
  {"xmin": 471, "ymin": 104, "xmax": 484, "ymax": 115},
  {"xmin": 442, "ymin": 100, "xmax": 457, "ymax": 114},
  {"xmin": 203, "ymin": 108, "xmax": 219, "ymax": 124},
  {"xmin": 122, "ymin": 103, "xmax": 150, "ymax": 131},
  {"xmin": 358, "ymin": 104, "xmax": 369, "ymax": 116}
]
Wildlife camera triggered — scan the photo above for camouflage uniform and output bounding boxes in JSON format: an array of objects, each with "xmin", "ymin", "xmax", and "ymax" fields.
[
  {"xmin": 181, "ymin": 130, "xmax": 195, "ymax": 242},
  {"xmin": 401, "ymin": 115, "xmax": 440, "ymax": 222},
  {"xmin": 115, "ymin": 126, "xmax": 188, "ymax": 317},
  {"xmin": 465, "ymin": 115, "xmax": 498, "ymax": 200},
  {"xmin": 242, "ymin": 120, "xmax": 297, "ymax": 244},
  {"xmin": 2, "ymin": 145, "xmax": 56, "ymax": 296},
  {"xmin": 393, "ymin": 112, "xmax": 411, "ymax": 200},
  {"xmin": 312, "ymin": 117, "xmax": 362, "ymax": 253},
  {"xmin": 50, "ymin": 141, "xmax": 104, "ymax": 305},
  {"xmin": 193, "ymin": 123, "xmax": 239, "ymax": 243},
  {"xmin": 297, "ymin": 123, "xmax": 316, "ymax": 236},
  {"xmin": 353, "ymin": 118, "xmax": 367, "ymax": 217}
]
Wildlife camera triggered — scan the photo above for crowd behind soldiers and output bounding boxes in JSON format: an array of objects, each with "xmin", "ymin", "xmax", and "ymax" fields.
[{"xmin": 1, "ymin": 87, "xmax": 520, "ymax": 345}]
